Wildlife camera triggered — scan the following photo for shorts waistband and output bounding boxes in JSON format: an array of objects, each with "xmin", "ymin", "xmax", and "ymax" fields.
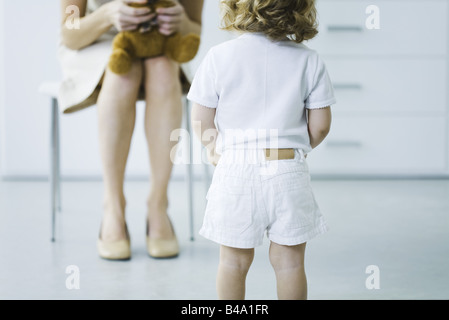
[
  {"xmin": 265, "ymin": 148, "xmax": 295, "ymax": 161},
  {"xmin": 219, "ymin": 148, "xmax": 306, "ymax": 165}
]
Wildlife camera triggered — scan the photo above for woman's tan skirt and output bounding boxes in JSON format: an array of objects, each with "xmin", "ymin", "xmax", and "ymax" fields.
[{"xmin": 58, "ymin": 37, "xmax": 193, "ymax": 114}]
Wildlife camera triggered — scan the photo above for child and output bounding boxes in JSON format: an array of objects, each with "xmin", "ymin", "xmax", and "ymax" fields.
[{"xmin": 187, "ymin": 0, "xmax": 336, "ymax": 300}]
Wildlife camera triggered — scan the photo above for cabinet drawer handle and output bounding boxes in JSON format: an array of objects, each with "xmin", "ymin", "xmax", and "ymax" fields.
[
  {"xmin": 327, "ymin": 25, "xmax": 364, "ymax": 32},
  {"xmin": 333, "ymin": 83, "xmax": 363, "ymax": 90},
  {"xmin": 326, "ymin": 140, "xmax": 363, "ymax": 148}
]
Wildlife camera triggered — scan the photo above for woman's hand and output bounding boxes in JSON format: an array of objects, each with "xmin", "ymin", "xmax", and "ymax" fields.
[
  {"xmin": 104, "ymin": 0, "xmax": 156, "ymax": 32},
  {"xmin": 156, "ymin": 2, "xmax": 187, "ymax": 36}
]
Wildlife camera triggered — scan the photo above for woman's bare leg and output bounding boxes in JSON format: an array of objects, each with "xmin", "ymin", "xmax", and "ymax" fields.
[
  {"xmin": 143, "ymin": 56, "xmax": 183, "ymax": 239},
  {"xmin": 269, "ymin": 241, "xmax": 307, "ymax": 300},
  {"xmin": 217, "ymin": 245, "xmax": 255, "ymax": 300},
  {"xmin": 97, "ymin": 61, "xmax": 143, "ymax": 242}
]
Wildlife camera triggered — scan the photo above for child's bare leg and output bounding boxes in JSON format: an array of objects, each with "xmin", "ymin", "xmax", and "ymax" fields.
[
  {"xmin": 269, "ymin": 241, "xmax": 307, "ymax": 300},
  {"xmin": 217, "ymin": 245, "xmax": 254, "ymax": 300}
]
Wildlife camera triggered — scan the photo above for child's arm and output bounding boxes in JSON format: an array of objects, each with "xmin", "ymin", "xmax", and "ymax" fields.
[
  {"xmin": 307, "ymin": 107, "xmax": 332, "ymax": 149},
  {"xmin": 191, "ymin": 103, "xmax": 220, "ymax": 166}
]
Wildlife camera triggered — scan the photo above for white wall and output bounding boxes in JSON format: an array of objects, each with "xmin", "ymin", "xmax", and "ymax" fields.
[
  {"xmin": 1, "ymin": 1, "xmax": 448, "ymax": 179},
  {"xmin": 0, "ymin": 0, "xmax": 5, "ymax": 176},
  {"xmin": 0, "ymin": 0, "xmax": 231, "ymax": 180},
  {"xmin": 1, "ymin": 1, "xmax": 61, "ymax": 178}
]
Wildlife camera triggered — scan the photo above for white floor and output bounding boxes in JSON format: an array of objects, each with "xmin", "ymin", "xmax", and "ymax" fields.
[{"xmin": 0, "ymin": 177, "xmax": 448, "ymax": 300}]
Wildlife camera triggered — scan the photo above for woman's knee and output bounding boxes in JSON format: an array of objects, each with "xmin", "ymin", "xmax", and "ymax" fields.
[
  {"xmin": 220, "ymin": 246, "xmax": 254, "ymax": 272},
  {"xmin": 102, "ymin": 60, "xmax": 144, "ymax": 97},
  {"xmin": 144, "ymin": 56, "xmax": 181, "ymax": 97}
]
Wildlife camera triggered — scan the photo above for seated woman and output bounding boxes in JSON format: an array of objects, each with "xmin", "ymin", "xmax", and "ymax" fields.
[{"xmin": 58, "ymin": 0, "xmax": 204, "ymax": 260}]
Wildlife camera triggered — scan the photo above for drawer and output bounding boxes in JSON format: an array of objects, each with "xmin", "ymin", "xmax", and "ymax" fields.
[
  {"xmin": 307, "ymin": 0, "xmax": 448, "ymax": 56},
  {"xmin": 325, "ymin": 58, "xmax": 447, "ymax": 114},
  {"xmin": 307, "ymin": 116, "xmax": 448, "ymax": 175}
]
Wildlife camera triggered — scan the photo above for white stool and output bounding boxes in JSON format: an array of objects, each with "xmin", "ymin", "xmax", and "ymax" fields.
[{"xmin": 38, "ymin": 82, "xmax": 210, "ymax": 242}]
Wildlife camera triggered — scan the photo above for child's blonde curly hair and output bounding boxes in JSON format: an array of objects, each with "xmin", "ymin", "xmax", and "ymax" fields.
[{"xmin": 220, "ymin": 0, "xmax": 318, "ymax": 43}]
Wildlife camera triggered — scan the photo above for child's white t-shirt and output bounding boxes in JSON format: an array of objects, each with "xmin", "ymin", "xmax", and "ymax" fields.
[{"xmin": 187, "ymin": 33, "xmax": 337, "ymax": 154}]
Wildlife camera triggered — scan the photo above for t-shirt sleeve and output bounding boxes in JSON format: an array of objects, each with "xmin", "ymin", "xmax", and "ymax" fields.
[
  {"xmin": 187, "ymin": 49, "xmax": 219, "ymax": 109},
  {"xmin": 304, "ymin": 55, "xmax": 337, "ymax": 109}
]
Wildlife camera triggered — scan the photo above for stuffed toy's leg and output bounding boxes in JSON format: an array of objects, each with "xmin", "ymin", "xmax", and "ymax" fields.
[
  {"xmin": 164, "ymin": 33, "xmax": 200, "ymax": 64},
  {"xmin": 109, "ymin": 33, "xmax": 135, "ymax": 75}
]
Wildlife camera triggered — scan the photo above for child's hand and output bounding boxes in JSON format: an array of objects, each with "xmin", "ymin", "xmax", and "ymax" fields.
[{"xmin": 207, "ymin": 150, "xmax": 221, "ymax": 167}]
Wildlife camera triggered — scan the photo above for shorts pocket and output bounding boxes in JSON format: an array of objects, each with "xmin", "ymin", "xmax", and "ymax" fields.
[
  {"xmin": 206, "ymin": 177, "xmax": 253, "ymax": 232},
  {"xmin": 274, "ymin": 172, "xmax": 314, "ymax": 229}
]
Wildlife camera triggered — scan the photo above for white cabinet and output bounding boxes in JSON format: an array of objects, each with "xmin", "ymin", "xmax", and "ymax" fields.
[
  {"xmin": 306, "ymin": 0, "xmax": 449, "ymax": 176},
  {"xmin": 325, "ymin": 59, "xmax": 447, "ymax": 114},
  {"xmin": 311, "ymin": 0, "xmax": 447, "ymax": 56},
  {"xmin": 309, "ymin": 116, "xmax": 447, "ymax": 175}
]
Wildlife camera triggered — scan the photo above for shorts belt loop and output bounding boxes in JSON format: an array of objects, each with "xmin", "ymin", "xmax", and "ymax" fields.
[{"xmin": 298, "ymin": 149, "xmax": 305, "ymax": 163}]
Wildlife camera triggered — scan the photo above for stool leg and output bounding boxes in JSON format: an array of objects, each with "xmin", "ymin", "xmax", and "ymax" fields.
[
  {"xmin": 54, "ymin": 98, "xmax": 62, "ymax": 213},
  {"xmin": 184, "ymin": 97, "xmax": 195, "ymax": 241},
  {"xmin": 50, "ymin": 97, "xmax": 58, "ymax": 242}
]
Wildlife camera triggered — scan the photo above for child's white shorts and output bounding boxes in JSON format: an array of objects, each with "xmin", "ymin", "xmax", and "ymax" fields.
[{"xmin": 199, "ymin": 149, "xmax": 328, "ymax": 249}]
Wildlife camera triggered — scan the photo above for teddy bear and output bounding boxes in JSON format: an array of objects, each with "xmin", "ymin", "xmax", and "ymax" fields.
[{"xmin": 108, "ymin": 0, "xmax": 200, "ymax": 75}]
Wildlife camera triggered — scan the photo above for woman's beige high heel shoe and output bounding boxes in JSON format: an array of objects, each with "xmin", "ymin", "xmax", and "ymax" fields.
[
  {"xmin": 146, "ymin": 218, "xmax": 179, "ymax": 259},
  {"xmin": 97, "ymin": 223, "xmax": 131, "ymax": 261}
]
